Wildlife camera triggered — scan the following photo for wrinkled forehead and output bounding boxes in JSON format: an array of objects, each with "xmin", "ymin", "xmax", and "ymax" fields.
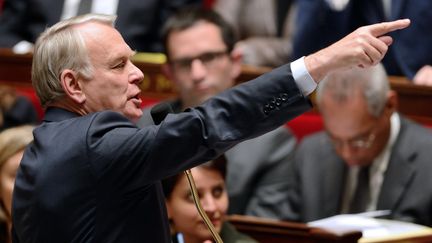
[
  {"xmin": 75, "ymin": 21, "xmax": 133, "ymax": 59},
  {"xmin": 74, "ymin": 21, "xmax": 118, "ymax": 43}
]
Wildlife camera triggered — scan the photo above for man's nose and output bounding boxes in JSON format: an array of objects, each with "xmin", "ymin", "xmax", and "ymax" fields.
[
  {"xmin": 129, "ymin": 62, "xmax": 144, "ymax": 84},
  {"xmin": 339, "ymin": 143, "xmax": 356, "ymax": 161},
  {"xmin": 190, "ymin": 59, "xmax": 207, "ymax": 82}
]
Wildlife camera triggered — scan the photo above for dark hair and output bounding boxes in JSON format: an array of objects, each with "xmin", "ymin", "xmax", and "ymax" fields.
[
  {"xmin": 162, "ymin": 6, "xmax": 237, "ymax": 60},
  {"xmin": 162, "ymin": 155, "xmax": 227, "ymax": 199}
]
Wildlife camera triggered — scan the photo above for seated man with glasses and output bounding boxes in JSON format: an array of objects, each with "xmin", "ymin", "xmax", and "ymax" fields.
[
  {"xmin": 137, "ymin": 7, "xmax": 298, "ymax": 220},
  {"xmin": 169, "ymin": 51, "xmax": 229, "ymax": 75},
  {"xmin": 285, "ymin": 64, "xmax": 432, "ymax": 226}
]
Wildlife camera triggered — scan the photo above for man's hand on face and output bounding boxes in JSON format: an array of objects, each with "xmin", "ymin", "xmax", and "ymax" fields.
[{"xmin": 305, "ymin": 19, "xmax": 411, "ymax": 82}]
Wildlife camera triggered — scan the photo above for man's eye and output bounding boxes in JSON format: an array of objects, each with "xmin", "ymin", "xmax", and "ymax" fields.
[
  {"xmin": 114, "ymin": 62, "xmax": 126, "ymax": 69},
  {"xmin": 177, "ymin": 60, "xmax": 191, "ymax": 69},
  {"xmin": 200, "ymin": 53, "xmax": 216, "ymax": 63}
]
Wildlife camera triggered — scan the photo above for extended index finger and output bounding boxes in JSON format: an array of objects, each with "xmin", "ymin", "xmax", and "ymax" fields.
[{"xmin": 368, "ymin": 19, "xmax": 411, "ymax": 37}]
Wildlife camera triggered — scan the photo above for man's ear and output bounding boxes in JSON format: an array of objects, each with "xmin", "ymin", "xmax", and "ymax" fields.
[
  {"xmin": 161, "ymin": 62, "xmax": 173, "ymax": 80},
  {"xmin": 162, "ymin": 63, "xmax": 175, "ymax": 82},
  {"xmin": 60, "ymin": 69, "xmax": 86, "ymax": 104},
  {"xmin": 229, "ymin": 47, "xmax": 243, "ymax": 80},
  {"xmin": 384, "ymin": 90, "xmax": 398, "ymax": 116}
]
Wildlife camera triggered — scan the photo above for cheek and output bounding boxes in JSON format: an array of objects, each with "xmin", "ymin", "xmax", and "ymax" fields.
[
  {"xmin": 109, "ymin": 83, "xmax": 129, "ymax": 100},
  {"xmin": 213, "ymin": 79, "xmax": 232, "ymax": 94},
  {"xmin": 218, "ymin": 195, "xmax": 229, "ymax": 214},
  {"xmin": 175, "ymin": 79, "xmax": 194, "ymax": 92},
  {"xmin": 169, "ymin": 200, "xmax": 199, "ymax": 223},
  {"xmin": 362, "ymin": 150, "xmax": 379, "ymax": 162},
  {"xmin": 92, "ymin": 73, "xmax": 128, "ymax": 96},
  {"xmin": 169, "ymin": 202, "xmax": 201, "ymax": 234}
]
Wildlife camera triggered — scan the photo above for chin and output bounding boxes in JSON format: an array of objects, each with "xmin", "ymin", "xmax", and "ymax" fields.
[
  {"xmin": 346, "ymin": 160, "xmax": 369, "ymax": 167},
  {"xmin": 197, "ymin": 232, "xmax": 214, "ymax": 242},
  {"xmin": 125, "ymin": 110, "xmax": 143, "ymax": 123},
  {"xmin": 199, "ymin": 94, "xmax": 215, "ymax": 104}
]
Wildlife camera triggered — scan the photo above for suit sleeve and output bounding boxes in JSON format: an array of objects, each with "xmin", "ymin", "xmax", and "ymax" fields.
[{"xmin": 87, "ymin": 64, "xmax": 311, "ymax": 190}]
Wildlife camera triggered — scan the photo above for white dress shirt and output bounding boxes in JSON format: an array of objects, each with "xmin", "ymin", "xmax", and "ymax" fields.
[
  {"xmin": 61, "ymin": 0, "xmax": 119, "ymax": 20},
  {"xmin": 290, "ymin": 57, "xmax": 318, "ymax": 96}
]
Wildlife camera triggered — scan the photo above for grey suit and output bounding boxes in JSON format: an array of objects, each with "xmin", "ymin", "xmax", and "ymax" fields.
[
  {"xmin": 13, "ymin": 64, "xmax": 311, "ymax": 242},
  {"xmin": 138, "ymin": 99, "xmax": 297, "ymax": 219},
  {"xmin": 286, "ymin": 116, "xmax": 432, "ymax": 226}
]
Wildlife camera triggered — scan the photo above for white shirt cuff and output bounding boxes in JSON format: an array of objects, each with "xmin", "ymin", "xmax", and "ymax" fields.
[{"xmin": 290, "ymin": 56, "xmax": 317, "ymax": 96}]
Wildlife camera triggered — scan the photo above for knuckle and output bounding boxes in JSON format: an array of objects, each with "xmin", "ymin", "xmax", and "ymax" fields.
[
  {"xmin": 355, "ymin": 37, "xmax": 365, "ymax": 44},
  {"xmin": 354, "ymin": 47, "xmax": 364, "ymax": 55},
  {"xmin": 356, "ymin": 26, "xmax": 369, "ymax": 35}
]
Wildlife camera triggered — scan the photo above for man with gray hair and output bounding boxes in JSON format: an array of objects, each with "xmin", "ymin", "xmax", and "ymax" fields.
[
  {"xmin": 11, "ymin": 12, "xmax": 409, "ymax": 243},
  {"xmin": 285, "ymin": 64, "xmax": 432, "ymax": 226}
]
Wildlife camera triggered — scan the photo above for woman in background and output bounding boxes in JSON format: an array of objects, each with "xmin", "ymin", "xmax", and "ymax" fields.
[
  {"xmin": 162, "ymin": 156, "xmax": 257, "ymax": 243},
  {"xmin": 0, "ymin": 125, "xmax": 34, "ymax": 243}
]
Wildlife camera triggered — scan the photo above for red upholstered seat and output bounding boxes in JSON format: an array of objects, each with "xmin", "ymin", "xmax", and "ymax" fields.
[
  {"xmin": 286, "ymin": 112, "xmax": 324, "ymax": 141},
  {"xmin": 15, "ymin": 86, "xmax": 44, "ymax": 121}
]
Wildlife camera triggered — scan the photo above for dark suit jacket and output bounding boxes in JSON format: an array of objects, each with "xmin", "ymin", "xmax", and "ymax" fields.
[
  {"xmin": 0, "ymin": 0, "xmax": 200, "ymax": 52},
  {"xmin": 12, "ymin": 64, "xmax": 311, "ymax": 242},
  {"xmin": 293, "ymin": 0, "xmax": 432, "ymax": 78},
  {"xmin": 138, "ymin": 99, "xmax": 298, "ymax": 219},
  {"xmin": 287, "ymin": 116, "xmax": 432, "ymax": 226}
]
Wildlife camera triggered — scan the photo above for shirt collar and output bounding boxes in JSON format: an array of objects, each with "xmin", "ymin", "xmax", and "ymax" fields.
[{"xmin": 370, "ymin": 112, "xmax": 400, "ymax": 174}]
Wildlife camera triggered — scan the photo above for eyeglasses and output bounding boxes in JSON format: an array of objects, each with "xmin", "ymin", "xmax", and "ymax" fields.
[
  {"xmin": 170, "ymin": 51, "xmax": 228, "ymax": 73},
  {"xmin": 329, "ymin": 129, "xmax": 377, "ymax": 150}
]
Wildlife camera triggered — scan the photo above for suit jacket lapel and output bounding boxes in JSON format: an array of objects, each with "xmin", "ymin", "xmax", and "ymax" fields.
[
  {"xmin": 323, "ymin": 154, "xmax": 347, "ymax": 216},
  {"xmin": 377, "ymin": 117, "xmax": 417, "ymax": 211}
]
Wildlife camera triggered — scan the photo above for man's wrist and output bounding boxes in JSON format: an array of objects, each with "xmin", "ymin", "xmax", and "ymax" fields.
[
  {"xmin": 304, "ymin": 50, "xmax": 329, "ymax": 83},
  {"xmin": 291, "ymin": 56, "xmax": 317, "ymax": 96}
]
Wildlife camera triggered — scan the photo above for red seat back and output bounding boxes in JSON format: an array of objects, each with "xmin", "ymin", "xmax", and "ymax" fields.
[{"xmin": 286, "ymin": 112, "xmax": 324, "ymax": 141}]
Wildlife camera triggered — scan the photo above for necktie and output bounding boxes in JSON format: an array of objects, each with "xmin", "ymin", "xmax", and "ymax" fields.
[
  {"xmin": 77, "ymin": 0, "xmax": 92, "ymax": 15},
  {"xmin": 349, "ymin": 167, "xmax": 370, "ymax": 213}
]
